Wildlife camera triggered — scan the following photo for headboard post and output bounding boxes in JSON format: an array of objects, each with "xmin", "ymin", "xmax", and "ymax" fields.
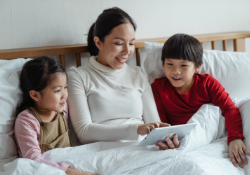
[
  {"xmin": 233, "ymin": 38, "xmax": 245, "ymax": 52},
  {"xmin": 135, "ymin": 48, "xmax": 141, "ymax": 66}
]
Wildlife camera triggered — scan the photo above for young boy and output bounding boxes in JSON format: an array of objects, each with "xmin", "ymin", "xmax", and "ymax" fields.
[{"xmin": 151, "ymin": 34, "xmax": 250, "ymax": 168}]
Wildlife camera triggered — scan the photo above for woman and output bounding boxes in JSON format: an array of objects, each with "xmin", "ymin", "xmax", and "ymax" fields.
[{"xmin": 67, "ymin": 7, "xmax": 170, "ymax": 144}]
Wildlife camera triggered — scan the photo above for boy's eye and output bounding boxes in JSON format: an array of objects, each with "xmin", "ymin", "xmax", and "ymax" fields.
[
  {"xmin": 167, "ymin": 63, "xmax": 173, "ymax": 66},
  {"xmin": 181, "ymin": 65, "xmax": 188, "ymax": 67}
]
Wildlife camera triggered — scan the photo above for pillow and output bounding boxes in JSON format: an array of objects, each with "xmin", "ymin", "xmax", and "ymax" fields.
[
  {"xmin": 0, "ymin": 58, "xmax": 31, "ymax": 161},
  {"xmin": 144, "ymin": 41, "xmax": 250, "ymax": 99}
]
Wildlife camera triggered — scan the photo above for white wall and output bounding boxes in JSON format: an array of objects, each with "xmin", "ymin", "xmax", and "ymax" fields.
[{"xmin": 1, "ymin": 0, "xmax": 250, "ymax": 70}]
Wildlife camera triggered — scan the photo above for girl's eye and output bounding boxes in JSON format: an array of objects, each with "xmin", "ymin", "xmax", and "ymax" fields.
[
  {"xmin": 64, "ymin": 86, "xmax": 68, "ymax": 89},
  {"xmin": 167, "ymin": 63, "xmax": 173, "ymax": 66},
  {"xmin": 115, "ymin": 43, "xmax": 122, "ymax": 45},
  {"xmin": 55, "ymin": 90, "xmax": 60, "ymax": 93}
]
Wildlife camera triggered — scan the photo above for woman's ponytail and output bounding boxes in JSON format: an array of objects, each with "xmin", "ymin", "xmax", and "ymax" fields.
[{"xmin": 87, "ymin": 23, "xmax": 99, "ymax": 56}]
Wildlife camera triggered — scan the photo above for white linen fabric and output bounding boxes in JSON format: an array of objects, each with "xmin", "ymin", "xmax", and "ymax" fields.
[
  {"xmin": 0, "ymin": 59, "xmax": 30, "ymax": 162},
  {"xmin": 67, "ymin": 56, "xmax": 160, "ymax": 144},
  {"xmin": 3, "ymin": 99, "xmax": 250, "ymax": 175},
  {"xmin": 144, "ymin": 41, "xmax": 250, "ymax": 99}
]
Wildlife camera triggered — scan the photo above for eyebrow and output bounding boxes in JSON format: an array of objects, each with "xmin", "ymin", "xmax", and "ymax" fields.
[
  {"xmin": 114, "ymin": 37, "xmax": 135, "ymax": 41},
  {"xmin": 51, "ymin": 84, "xmax": 67, "ymax": 89}
]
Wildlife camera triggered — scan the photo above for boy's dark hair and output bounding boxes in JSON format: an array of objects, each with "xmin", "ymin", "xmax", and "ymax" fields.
[
  {"xmin": 17, "ymin": 56, "xmax": 65, "ymax": 115},
  {"xmin": 161, "ymin": 34, "xmax": 203, "ymax": 67},
  {"xmin": 87, "ymin": 7, "xmax": 137, "ymax": 56}
]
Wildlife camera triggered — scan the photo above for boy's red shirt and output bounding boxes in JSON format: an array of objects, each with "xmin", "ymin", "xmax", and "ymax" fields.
[{"xmin": 151, "ymin": 73, "xmax": 244, "ymax": 144}]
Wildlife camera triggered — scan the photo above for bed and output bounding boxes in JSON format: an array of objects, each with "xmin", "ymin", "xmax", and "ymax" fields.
[{"xmin": 1, "ymin": 31, "xmax": 250, "ymax": 175}]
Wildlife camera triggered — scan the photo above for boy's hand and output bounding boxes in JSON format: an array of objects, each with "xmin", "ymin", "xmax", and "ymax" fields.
[
  {"xmin": 229, "ymin": 139, "xmax": 250, "ymax": 168},
  {"xmin": 156, "ymin": 133, "xmax": 180, "ymax": 150},
  {"xmin": 137, "ymin": 122, "xmax": 170, "ymax": 135}
]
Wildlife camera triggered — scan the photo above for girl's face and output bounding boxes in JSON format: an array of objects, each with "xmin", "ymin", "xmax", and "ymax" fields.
[
  {"xmin": 94, "ymin": 22, "xmax": 135, "ymax": 69},
  {"xmin": 37, "ymin": 72, "xmax": 68, "ymax": 113},
  {"xmin": 164, "ymin": 59, "xmax": 201, "ymax": 94}
]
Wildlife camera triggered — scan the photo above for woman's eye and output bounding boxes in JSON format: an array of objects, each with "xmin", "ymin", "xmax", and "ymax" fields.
[
  {"xmin": 115, "ymin": 43, "xmax": 122, "ymax": 45},
  {"xmin": 129, "ymin": 43, "xmax": 134, "ymax": 46},
  {"xmin": 64, "ymin": 86, "xmax": 68, "ymax": 89},
  {"xmin": 55, "ymin": 90, "xmax": 60, "ymax": 93}
]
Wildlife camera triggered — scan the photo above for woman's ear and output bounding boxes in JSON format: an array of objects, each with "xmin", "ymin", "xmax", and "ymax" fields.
[
  {"xmin": 29, "ymin": 90, "xmax": 41, "ymax": 102},
  {"xmin": 195, "ymin": 65, "xmax": 202, "ymax": 73},
  {"xmin": 94, "ymin": 36, "xmax": 103, "ymax": 50}
]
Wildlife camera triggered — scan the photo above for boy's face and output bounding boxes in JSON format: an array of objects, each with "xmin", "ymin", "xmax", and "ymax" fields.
[{"xmin": 164, "ymin": 58, "xmax": 201, "ymax": 94}]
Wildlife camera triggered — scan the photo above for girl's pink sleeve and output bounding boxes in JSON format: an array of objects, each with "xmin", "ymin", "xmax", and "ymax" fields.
[{"xmin": 14, "ymin": 110, "xmax": 70, "ymax": 172}]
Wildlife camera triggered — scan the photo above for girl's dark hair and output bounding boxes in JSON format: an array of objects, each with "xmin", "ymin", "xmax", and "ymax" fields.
[
  {"xmin": 161, "ymin": 34, "xmax": 203, "ymax": 67},
  {"xmin": 17, "ymin": 56, "xmax": 65, "ymax": 115},
  {"xmin": 87, "ymin": 7, "xmax": 137, "ymax": 56}
]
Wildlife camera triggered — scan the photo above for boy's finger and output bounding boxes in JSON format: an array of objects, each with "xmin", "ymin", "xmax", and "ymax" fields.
[
  {"xmin": 243, "ymin": 147, "xmax": 250, "ymax": 157},
  {"xmin": 159, "ymin": 122, "xmax": 170, "ymax": 127},
  {"xmin": 158, "ymin": 141, "xmax": 169, "ymax": 150},
  {"xmin": 165, "ymin": 137, "xmax": 175, "ymax": 149},
  {"xmin": 235, "ymin": 152, "xmax": 243, "ymax": 168},
  {"xmin": 229, "ymin": 153, "xmax": 237, "ymax": 167},
  {"xmin": 239, "ymin": 149, "xmax": 248, "ymax": 165},
  {"xmin": 173, "ymin": 134, "xmax": 180, "ymax": 147}
]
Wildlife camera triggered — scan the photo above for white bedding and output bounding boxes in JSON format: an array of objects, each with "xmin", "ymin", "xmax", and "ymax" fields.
[{"xmin": 2, "ymin": 99, "xmax": 250, "ymax": 175}]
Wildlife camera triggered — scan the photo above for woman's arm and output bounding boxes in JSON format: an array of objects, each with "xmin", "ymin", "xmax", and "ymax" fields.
[{"xmin": 67, "ymin": 69, "xmax": 138, "ymax": 144}]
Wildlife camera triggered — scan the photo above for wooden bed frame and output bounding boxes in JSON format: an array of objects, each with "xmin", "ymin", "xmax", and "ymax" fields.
[{"xmin": 0, "ymin": 31, "xmax": 249, "ymax": 68}]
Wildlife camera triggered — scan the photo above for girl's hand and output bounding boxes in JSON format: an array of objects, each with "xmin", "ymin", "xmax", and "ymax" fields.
[
  {"xmin": 66, "ymin": 168, "xmax": 96, "ymax": 175},
  {"xmin": 156, "ymin": 133, "xmax": 180, "ymax": 150},
  {"xmin": 137, "ymin": 122, "xmax": 170, "ymax": 135},
  {"xmin": 229, "ymin": 139, "xmax": 250, "ymax": 168}
]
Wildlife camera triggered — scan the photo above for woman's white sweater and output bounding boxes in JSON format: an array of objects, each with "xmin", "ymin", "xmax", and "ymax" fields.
[{"xmin": 67, "ymin": 56, "xmax": 160, "ymax": 144}]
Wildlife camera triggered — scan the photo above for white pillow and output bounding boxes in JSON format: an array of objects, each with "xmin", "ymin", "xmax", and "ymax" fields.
[
  {"xmin": 0, "ymin": 58, "xmax": 31, "ymax": 161},
  {"xmin": 144, "ymin": 41, "xmax": 250, "ymax": 99}
]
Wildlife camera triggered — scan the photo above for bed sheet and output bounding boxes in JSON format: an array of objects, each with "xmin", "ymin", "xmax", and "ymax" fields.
[{"xmin": 1, "ymin": 100, "xmax": 250, "ymax": 175}]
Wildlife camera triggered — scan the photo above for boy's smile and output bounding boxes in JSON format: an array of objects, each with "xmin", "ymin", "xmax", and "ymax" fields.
[{"xmin": 164, "ymin": 58, "xmax": 201, "ymax": 94}]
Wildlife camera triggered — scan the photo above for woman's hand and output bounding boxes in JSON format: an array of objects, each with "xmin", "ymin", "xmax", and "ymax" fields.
[
  {"xmin": 137, "ymin": 122, "xmax": 170, "ymax": 135},
  {"xmin": 229, "ymin": 139, "xmax": 250, "ymax": 168},
  {"xmin": 66, "ymin": 168, "xmax": 96, "ymax": 175},
  {"xmin": 156, "ymin": 133, "xmax": 180, "ymax": 150}
]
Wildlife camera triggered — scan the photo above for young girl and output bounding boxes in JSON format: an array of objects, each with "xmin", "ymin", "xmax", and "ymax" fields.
[
  {"xmin": 151, "ymin": 34, "xmax": 250, "ymax": 168},
  {"xmin": 14, "ymin": 56, "xmax": 95, "ymax": 175}
]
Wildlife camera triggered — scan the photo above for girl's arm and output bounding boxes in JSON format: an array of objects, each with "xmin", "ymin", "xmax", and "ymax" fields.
[
  {"xmin": 206, "ymin": 75, "xmax": 244, "ymax": 143},
  {"xmin": 14, "ymin": 111, "xmax": 70, "ymax": 172},
  {"xmin": 67, "ymin": 69, "xmax": 138, "ymax": 144}
]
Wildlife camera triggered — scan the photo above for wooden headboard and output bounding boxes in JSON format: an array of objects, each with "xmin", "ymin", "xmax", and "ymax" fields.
[{"xmin": 0, "ymin": 31, "xmax": 249, "ymax": 68}]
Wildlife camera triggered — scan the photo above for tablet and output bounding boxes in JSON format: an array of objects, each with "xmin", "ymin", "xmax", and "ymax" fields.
[{"xmin": 138, "ymin": 123, "xmax": 197, "ymax": 146}]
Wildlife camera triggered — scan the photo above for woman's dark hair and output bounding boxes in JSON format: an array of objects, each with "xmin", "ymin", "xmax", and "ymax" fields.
[
  {"xmin": 87, "ymin": 7, "xmax": 137, "ymax": 56},
  {"xmin": 161, "ymin": 34, "xmax": 203, "ymax": 67},
  {"xmin": 17, "ymin": 56, "xmax": 65, "ymax": 115}
]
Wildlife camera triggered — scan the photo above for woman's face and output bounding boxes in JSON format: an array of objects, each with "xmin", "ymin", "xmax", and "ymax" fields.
[{"xmin": 94, "ymin": 22, "xmax": 135, "ymax": 69}]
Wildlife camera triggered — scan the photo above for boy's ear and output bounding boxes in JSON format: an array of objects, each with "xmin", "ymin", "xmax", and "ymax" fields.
[
  {"xmin": 195, "ymin": 65, "xmax": 202, "ymax": 73},
  {"xmin": 29, "ymin": 90, "xmax": 41, "ymax": 102},
  {"xmin": 94, "ymin": 36, "xmax": 103, "ymax": 50}
]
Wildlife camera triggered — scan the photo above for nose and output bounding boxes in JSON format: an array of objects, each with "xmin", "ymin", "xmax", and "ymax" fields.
[
  {"xmin": 122, "ymin": 44, "xmax": 130, "ymax": 55},
  {"xmin": 172, "ymin": 66, "xmax": 181, "ymax": 75},
  {"xmin": 61, "ymin": 88, "xmax": 67, "ymax": 99}
]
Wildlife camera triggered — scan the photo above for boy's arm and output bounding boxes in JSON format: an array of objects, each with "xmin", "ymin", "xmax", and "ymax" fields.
[
  {"xmin": 206, "ymin": 75, "xmax": 244, "ymax": 144},
  {"xmin": 151, "ymin": 81, "xmax": 169, "ymax": 124}
]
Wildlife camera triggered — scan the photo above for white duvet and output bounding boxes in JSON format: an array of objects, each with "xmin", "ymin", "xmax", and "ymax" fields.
[{"xmin": 1, "ymin": 99, "xmax": 250, "ymax": 175}]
